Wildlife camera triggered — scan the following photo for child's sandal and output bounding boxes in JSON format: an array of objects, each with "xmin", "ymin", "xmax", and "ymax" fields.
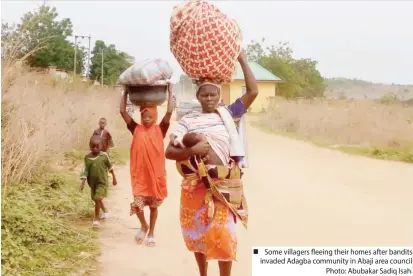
[
  {"xmin": 145, "ymin": 236, "xmax": 156, "ymax": 247},
  {"xmin": 135, "ymin": 229, "xmax": 148, "ymax": 244}
]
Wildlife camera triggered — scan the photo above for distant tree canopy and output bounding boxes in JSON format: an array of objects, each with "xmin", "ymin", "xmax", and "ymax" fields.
[
  {"xmin": 1, "ymin": 6, "xmax": 85, "ymax": 74},
  {"xmin": 1, "ymin": 5, "xmax": 134, "ymax": 82},
  {"xmin": 89, "ymin": 40, "xmax": 134, "ymax": 85},
  {"xmin": 246, "ymin": 39, "xmax": 326, "ymax": 98}
]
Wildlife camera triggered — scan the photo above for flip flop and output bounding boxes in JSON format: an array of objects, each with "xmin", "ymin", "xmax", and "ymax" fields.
[
  {"xmin": 135, "ymin": 229, "xmax": 148, "ymax": 244},
  {"xmin": 145, "ymin": 236, "xmax": 156, "ymax": 247}
]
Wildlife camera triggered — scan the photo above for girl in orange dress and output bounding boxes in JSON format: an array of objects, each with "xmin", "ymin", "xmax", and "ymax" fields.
[{"xmin": 120, "ymin": 85, "xmax": 174, "ymax": 247}]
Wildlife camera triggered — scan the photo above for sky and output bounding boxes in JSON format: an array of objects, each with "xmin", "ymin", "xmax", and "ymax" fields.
[{"xmin": 2, "ymin": 0, "xmax": 413, "ymax": 85}]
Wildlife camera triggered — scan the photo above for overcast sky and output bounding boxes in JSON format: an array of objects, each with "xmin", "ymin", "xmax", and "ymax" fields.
[{"xmin": 2, "ymin": 1, "xmax": 413, "ymax": 85}]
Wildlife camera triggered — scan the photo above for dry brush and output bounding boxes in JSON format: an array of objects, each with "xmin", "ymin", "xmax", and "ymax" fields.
[
  {"xmin": 1, "ymin": 70, "xmax": 130, "ymax": 187},
  {"xmin": 254, "ymin": 97, "xmax": 413, "ymax": 162}
]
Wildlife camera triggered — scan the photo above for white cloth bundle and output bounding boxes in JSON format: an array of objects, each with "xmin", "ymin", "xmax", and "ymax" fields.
[
  {"xmin": 216, "ymin": 106, "xmax": 249, "ymax": 168},
  {"xmin": 118, "ymin": 59, "xmax": 173, "ymax": 86}
]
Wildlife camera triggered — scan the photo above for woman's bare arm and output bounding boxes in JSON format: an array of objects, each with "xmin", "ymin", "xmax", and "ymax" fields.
[
  {"xmin": 238, "ymin": 50, "xmax": 259, "ymax": 110},
  {"xmin": 165, "ymin": 137, "xmax": 210, "ymax": 161},
  {"xmin": 119, "ymin": 89, "xmax": 133, "ymax": 126},
  {"xmin": 165, "ymin": 142, "xmax": 194, "ymax": 161}
]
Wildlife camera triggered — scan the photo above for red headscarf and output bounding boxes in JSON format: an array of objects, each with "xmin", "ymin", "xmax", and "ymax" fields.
[{"xmin": 129, "ymin": 106, "xmax": 167, "ymax": 199}]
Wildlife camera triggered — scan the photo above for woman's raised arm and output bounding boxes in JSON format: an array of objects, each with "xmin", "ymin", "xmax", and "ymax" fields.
[{"xmin": 238, "ymin": 50, "xmax": 259, "ymax": 110}]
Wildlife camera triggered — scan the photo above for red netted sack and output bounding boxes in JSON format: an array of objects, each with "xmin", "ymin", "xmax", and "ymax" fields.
[{"xmin": 170, "ymin": 0, "xmax": 242, "ymax": 84}]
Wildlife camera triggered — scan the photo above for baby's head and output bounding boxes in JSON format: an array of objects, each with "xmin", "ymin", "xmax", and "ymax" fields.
[{"xmin": 182, "ymin": 132, "xmax": 204, "ymax": 148}]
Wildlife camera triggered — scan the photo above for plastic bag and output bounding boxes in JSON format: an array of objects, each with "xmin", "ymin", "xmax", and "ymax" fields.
[{"xmin": 118, "ymin": 59, "xmax": 173, "ymax": 85}]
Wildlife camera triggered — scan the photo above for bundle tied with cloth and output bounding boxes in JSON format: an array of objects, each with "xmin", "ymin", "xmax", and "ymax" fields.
[
  {"xmin": 118, "ymin": 58, "xmax": 173, "ymax": 107},
  {"xmin": 170, "ymin": 0, "xmax": 243, "ymax": 84}
]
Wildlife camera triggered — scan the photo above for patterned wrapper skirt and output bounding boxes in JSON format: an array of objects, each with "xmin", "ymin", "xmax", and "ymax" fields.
[
  {"xmin": 180, "ymin": 182, "xmax": 237, "ymax": 261},
  {"xmin": 130, "ymin": 196, "xmax": 163, "ymax": 215}
]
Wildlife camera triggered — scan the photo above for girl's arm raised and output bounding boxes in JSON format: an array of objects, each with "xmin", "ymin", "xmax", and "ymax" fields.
[
  {"xmin": 119, "ymin": 89, "xmax": 134, "ymax": 126},
  {"xmin": 159, "ymin": 84, "xmax": 174, "ymax": 137}
]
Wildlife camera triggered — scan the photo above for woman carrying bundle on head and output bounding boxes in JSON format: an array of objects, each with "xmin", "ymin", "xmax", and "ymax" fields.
[
  {"xmin": 165, "ymin": 50, "xmax": 258, "ymax": 276},
  {"xmin": 119, "ymin": 84, "xmax": 174, "ymax": 247}
]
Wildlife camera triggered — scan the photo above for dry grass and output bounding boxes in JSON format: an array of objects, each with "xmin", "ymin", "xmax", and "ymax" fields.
[
  {"xmin": 253, "ymin": 97, "xmax": 413, "ymax": 162},
  {"xmin": 1, "ymin": 28, "xmax": 132, "ymax": 275},
  {"xmin": 1, "ymin": 70, "xmax": 131, "ymax": 187},
  {"xmin": 1, "ymin": 64, "xmax": 133, "ymax": 275}
]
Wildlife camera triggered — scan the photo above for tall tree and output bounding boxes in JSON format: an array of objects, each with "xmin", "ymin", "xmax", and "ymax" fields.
[
  {"xmin": 246, "ymin": 39, "xmax": 325, "ymax": 98},
  {"xmin": 89, "ymin": 40, "xmax": 133, "ymax": 85},
  {"xmin": 1, "ymin": 6, "xmax": 84, "ymax": 74}
]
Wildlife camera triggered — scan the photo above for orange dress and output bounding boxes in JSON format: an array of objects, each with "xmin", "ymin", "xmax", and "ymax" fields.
[{"xmin": 129, "ymin": 107, "xmax": 168, "ymax": 215}]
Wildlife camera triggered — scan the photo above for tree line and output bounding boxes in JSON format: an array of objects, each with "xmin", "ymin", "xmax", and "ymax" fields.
[
  {"xmin": 1, "ymin": 5, "xmax": 133, "ymax": 85},
  {"xmin": 246, "ymin": 39, "xmax": 326, "ymax": 98},
  {"xmin": 1, "ymin": 5, "xmax": 325, "ymax": 97}
]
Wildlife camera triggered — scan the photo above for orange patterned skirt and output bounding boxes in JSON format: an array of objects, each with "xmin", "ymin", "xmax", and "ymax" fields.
[
  {"xmin": 180, "ymin": 181, "xmax": 237, "ymax": 262},
  {"xmin": 130, "ymin": 195, "xmax": 163, "ymax": 215}
]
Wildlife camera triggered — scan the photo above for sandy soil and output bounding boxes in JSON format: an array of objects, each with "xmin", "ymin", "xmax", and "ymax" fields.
[{"xmin": 96, "ymin": 119, "xmax": 413, "ymax": 276}]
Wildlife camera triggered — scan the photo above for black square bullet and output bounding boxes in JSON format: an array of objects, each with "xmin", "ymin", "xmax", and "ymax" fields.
[{"xmin": 253, "ymin": 249, "xmax": 258, "ymax": 254}]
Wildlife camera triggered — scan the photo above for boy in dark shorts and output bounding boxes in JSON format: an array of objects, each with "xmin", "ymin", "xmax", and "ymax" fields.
[
  {"xmin": 92, "ymin": 118, "xmax": 114, "ymax": 154},
  {"xmin": 80, "ymin": 135, "xmax": 117, "ymax": 227}
]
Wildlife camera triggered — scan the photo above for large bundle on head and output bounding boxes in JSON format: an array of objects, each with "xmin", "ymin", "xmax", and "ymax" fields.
[
  {"xmin": 170, "ymin": 0, "xmax": 242, "ymax": 84},
  {"xmin": 118, "ymin": 59, "xmax": 173, "ymax": 106},
  {"xmin": 118, "ymin": 59, "xmax": 173, "ymax": 86}
]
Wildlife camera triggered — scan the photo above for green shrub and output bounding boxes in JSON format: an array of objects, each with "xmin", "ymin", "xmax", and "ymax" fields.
[
  {"xmin": 379, "ymin": 93, "xmax": 400, "ymax": 105},
  {"xmin": 1, "ymin": 172, "xmax": 97, "ymax": 276}
]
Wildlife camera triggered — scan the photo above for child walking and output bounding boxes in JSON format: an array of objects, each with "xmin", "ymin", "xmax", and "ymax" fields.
[
  {"xmin": 80, "ymin": 135, "xmax": 117, "ymax": 227},
  {"xmin": 119, "ymin": 85, "xmax": 174, "ymax": 247},
  {"xmin": 92, "ymin": 118, "xmax": 114, "ymax": 154}
]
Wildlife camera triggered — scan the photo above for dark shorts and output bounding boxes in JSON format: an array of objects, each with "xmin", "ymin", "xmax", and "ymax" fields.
[{"xmin": 90, "ymin": 184, "xmax": 108, "ymax": 201}]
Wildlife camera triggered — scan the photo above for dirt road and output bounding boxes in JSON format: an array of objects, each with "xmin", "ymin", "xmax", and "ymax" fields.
[{"xmin": 97, "ymin": 120, "xmax": 413, "ymax": 276}]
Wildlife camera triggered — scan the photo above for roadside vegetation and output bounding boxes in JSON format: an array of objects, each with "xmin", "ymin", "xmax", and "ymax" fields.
[
  {"xmin": 1, "ymin": 5, "xmax": 132, "ymax": 275},
  {"xmin": 251, "ymin": 97, "xmax": 413, "ymax": 163},
  {"xmin": 1, "ymin": 68, "xmax": 131, "ymax": 275},
  {"xmin": 245, "ymin": 40, "xmax": 412, "ymax": 163}
]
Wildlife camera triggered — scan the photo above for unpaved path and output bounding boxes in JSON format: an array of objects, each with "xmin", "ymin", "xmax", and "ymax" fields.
[{"xmin": 97, "ymin": 119, "xmax": 413, "ymax": 276}]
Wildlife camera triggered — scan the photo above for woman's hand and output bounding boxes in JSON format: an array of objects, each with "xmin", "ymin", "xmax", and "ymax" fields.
[
  {"xmin": 238, "ymin": 49, "xmax": 246, "ymax": 62},
  {"xmin": 191, "ymin": 141, "xmax": 210, "ymax": 156}
]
